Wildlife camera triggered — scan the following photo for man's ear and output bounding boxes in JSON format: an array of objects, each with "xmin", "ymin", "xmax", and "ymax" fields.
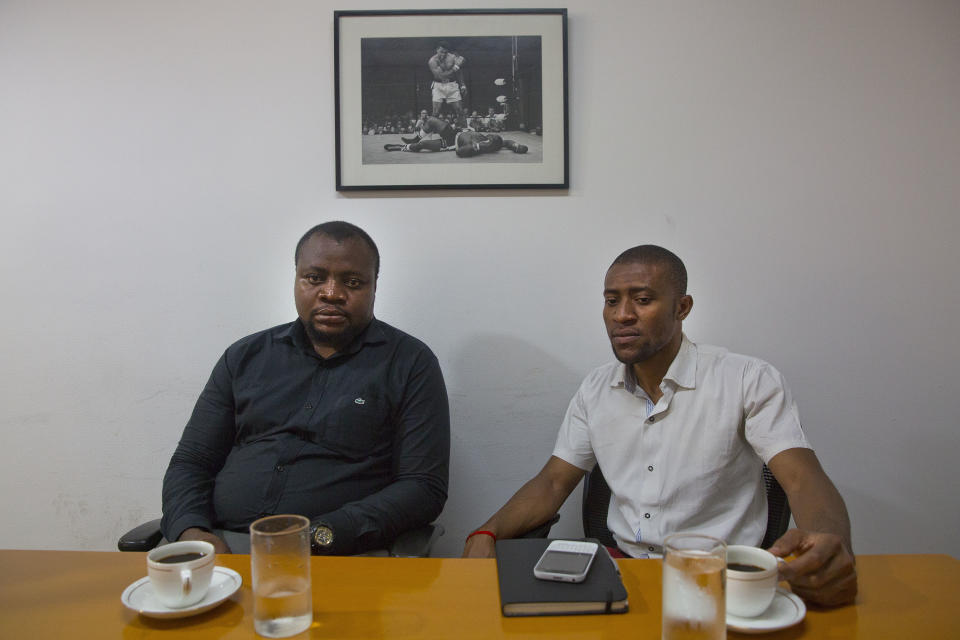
[{"xmin": 676, "ymin": 294, "xmax": 693, "ymax": 320}]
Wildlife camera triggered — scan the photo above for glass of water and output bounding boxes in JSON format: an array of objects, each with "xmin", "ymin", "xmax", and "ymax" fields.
[
  {"xmin": 250, "ymin": 514, "xmax": 313, "ymax": 638},
  {"xmin": 662, "ymin": 533, "xmax": 727, "ymax": 640}
]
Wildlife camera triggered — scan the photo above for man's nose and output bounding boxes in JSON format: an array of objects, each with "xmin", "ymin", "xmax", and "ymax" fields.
[
  {"xmin": 318, "ymin": 280, "xmax": 345, "ymax": 301},
  {"xmin": 612, "ymin": 302, "xmax": 636, "ymax": 323}
]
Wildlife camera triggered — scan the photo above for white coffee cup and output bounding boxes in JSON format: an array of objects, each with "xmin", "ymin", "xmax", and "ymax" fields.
[
  {"xmin": 726, "ymin": 545, "xmax": 780, "ymax": 617},
  {"xmin": 146, "ymin": 541, "xmax": 216, "ymax": 608}
]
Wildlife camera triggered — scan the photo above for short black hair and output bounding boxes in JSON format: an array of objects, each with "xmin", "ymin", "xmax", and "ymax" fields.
[
  {"xmin": 436, "ymin": 40, "xmax": 450, "ymax": 50},
  {"xmin": 610, "ymin": 245, "xmax": 687, "ymax": 296},
  {"xmin": 294, "ymin": 221, "xmax": 380, "ymax": 277}
]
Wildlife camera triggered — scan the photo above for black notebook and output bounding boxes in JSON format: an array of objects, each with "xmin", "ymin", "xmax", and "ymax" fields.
[{"xmin": 495, "ymin": 538, "xmax": 629, "ymax": 617}]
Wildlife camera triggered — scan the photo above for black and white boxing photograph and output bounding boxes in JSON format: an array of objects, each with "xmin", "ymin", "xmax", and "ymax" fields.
[
  {"xmin": 335, "ymin": 10, "xmax": 568, "ymax": 190},
  {"xmin": 362, "ymin": 36, "xmax": 542, "ymax": 165}
]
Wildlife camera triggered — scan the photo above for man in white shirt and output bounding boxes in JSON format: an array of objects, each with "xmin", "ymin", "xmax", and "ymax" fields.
[{"xmin": 462, "ymin": 245, "xmax": 857, "ymax": 607}]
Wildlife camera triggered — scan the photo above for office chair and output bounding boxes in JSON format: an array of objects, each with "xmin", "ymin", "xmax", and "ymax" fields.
[
  {"xmin": 117, "ymin": 519, "xmax": 444, "ymax": 558},
  {"xmin": 534, "ymin": 463, "xmax": 792, "ymax": 549},
  {"xmin": 758, "ymin": 464, "xmax": 792, "ymax": 549}
]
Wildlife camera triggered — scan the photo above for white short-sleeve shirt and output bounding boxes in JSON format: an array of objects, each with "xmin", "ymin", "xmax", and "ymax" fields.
[{"xmin": 553, "ymin": 335, "xmax": 811, "ymax": 557}]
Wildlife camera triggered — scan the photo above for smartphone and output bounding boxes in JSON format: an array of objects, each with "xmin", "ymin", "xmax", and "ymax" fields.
[{"xmin": 533, "ymin": 540, "xmax": 600, "ymax": 583}]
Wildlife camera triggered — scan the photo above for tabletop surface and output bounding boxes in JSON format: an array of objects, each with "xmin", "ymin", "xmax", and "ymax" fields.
[{"xmin": 1, "ymin": 550, "xmax": 958, "ymax": 638}]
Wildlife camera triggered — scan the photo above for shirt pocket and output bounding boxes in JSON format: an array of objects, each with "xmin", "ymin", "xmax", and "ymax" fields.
[
  {"xmin": 589, "ymin": 410, "xmax": 647, "ymax": 461},
  {"xmin": 320, "ymin": 392, "xmax": 391, "ymax": 458}
]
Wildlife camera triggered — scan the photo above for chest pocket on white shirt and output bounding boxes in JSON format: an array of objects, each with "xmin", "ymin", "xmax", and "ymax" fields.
[{"xmin": 588, "ymin": 410, "xmax": 649, "ymax": 473}]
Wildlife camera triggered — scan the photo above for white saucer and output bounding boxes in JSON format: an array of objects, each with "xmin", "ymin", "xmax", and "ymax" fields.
[
  {"xmin": 121, "ymin": 566, "xmax": 242, "ymax": 619},
  {"xmin": 727, "ymin": 587, "xmax": 806, "ymax": 634}
]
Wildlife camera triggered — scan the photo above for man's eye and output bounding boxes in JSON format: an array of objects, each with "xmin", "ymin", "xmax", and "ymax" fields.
[
  {"xmin": 604, "ymin": 298, "xmax": 617, "ymax": 306},
  {"xmin": 305, "ymin": 274, "xmax": 321, "ymax": 284},
  {"xmin": 636, "ymin": 297, "xmax": 651, "ymax": 304},
  {"xmin": 345, "ymin": 278, "xmax": 362, "ymax": 288}
]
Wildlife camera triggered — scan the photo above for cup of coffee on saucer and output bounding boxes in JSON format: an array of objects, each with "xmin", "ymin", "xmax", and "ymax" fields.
[
  {"xmin": 146, "ymin": 541, "xmax": 216, "ymax": 608},
  {"xmin": 726, "ymin": 545, "xmax": 780, "ymax": 617}
]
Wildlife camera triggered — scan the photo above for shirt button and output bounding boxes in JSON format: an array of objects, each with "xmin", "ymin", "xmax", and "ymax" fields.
[
  {"xmin": 647, "ymin": 416, "xmax": 655, "ymax": 423},
  {"xmin": 647, "ymin": 465, "xmax": 654, "ymax": 472},
  {"xmin": 644, "ymin": 513, "xmax": 651, "ymax": 519},
  {"xmin": 648, "ymin": 546, "xmax": 655, "ymax": 552},
  {"xmin": 275, "ymin": 465, "xmax": 284, "ymax": 472}
]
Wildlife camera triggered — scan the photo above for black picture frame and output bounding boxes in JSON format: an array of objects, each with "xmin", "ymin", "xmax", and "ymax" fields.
[{"xmin": 334, "ymin": 9, "xmax": 568, "ymax": 191}]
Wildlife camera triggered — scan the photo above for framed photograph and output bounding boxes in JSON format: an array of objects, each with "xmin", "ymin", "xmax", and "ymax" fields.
[{"xmin": 334, "ymin": 9, "xmax": 568, "ymax": 191}]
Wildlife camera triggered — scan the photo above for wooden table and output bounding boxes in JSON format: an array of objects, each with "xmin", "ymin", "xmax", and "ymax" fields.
[{"xmin": 1, "ymin": 551, "xmax": 957, "ymax": 638}]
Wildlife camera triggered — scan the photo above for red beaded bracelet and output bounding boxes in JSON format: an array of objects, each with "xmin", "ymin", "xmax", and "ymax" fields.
[{"xmin": 466, "ymin": 530, "xmax": 496, "ymax": 542}]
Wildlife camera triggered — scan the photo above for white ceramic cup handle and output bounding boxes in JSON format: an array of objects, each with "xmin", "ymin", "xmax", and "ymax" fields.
[{"xmin": 181, "ymin": 568, "xmax": 192, "ymax": 596}]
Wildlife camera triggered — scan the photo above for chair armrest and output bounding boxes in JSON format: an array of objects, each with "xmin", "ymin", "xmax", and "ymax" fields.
[
  {"xmin": 118, "ymin": 518, "xmax": 163, "ymax": 552},
  {"xmin": 518, "ymin": 513, "xmax": 560, "ymax": 538},
  {"xmin": 388, "ymin": 523, "xmax": 445, "ymax": 557}
]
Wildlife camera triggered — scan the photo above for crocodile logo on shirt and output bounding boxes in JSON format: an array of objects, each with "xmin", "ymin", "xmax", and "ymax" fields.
[{"xmin": 354, "ymin": 397, "xmax": 366, "ymax": 405}]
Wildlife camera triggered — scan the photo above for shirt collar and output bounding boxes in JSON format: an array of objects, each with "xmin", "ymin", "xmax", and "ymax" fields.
[
  {"xmin": 612, "ymin": 333, "xmax": 699, "ymax": 391},
  {"xmin": 663, "ymin": 334, "xmax": 698, "ymax": 389}
]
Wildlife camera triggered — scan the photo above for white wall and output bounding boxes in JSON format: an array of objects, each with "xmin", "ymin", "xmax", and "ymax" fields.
[{"xmin": 1, "ymin": 1, "xmax": 957, "ymax": 559}]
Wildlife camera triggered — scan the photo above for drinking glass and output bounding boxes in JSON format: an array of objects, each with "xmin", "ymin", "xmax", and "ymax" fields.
[
  {"xmin": 662, "ymin": 533, "xmax": 727, "ymax": 640},
  {"xmin": 250, "ymin": 515, "xmax": 313, "ymax": 638}
]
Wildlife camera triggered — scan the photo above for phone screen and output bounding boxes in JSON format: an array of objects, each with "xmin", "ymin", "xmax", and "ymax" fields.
[{"xmin": 537, "ymin": 550, "xmax": 594, "ymax": 575}]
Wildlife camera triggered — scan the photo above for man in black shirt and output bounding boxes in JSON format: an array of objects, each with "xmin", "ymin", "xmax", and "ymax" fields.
[{"xmin": 161, "ymin": 221, "xmax": 450, "ymax": 555}]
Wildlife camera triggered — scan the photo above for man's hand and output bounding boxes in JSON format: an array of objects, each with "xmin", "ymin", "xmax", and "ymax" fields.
[
  {"xmin": 462, "ymin": 532, "xmax": 496, "ymax": 558},
  {"xmin": 768, "ymin": 528, "xmax": 857, "ymax": 607},
  {"xmin": 178, "ymin": 527, "xmax": 233, "ymax": 554}
]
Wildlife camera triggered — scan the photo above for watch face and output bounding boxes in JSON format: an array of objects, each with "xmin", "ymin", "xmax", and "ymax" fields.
[{"xmin": 314, "ymin": 525, "xmax": 334, "ymax": 547}]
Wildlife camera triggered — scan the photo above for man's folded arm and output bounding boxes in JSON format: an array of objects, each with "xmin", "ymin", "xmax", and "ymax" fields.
[
  {"xmin": 312, "ymin": 349, "xmax": 450, "ymax": 555},
  {"xmin": 428, "ymin": 57, "xmax": 449, "ymax": 81},
  {"xmin": 160, "ymin": 353, "xmax": 236, "ymax": 543},
  {"xmin": 313, "ymin": 471, "xmax": 448, "ymax": 555}
]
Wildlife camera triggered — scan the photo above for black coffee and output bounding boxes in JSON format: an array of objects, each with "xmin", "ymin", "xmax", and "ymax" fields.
[
  {"xmin": 728, "ymin": 562, "xmax": 765, "ymax": 572},
  {"xmin": 157, "ymin": 552, "xmax": 206, "ymax": 564}
]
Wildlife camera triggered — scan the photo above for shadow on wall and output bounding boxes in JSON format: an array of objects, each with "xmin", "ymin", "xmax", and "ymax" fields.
[
  {"xmin": 839, "ymin": 483, "xmax": 949, "ymax": 557},
  {"xmin": 433, "ymin": 332, "xmax": 591, "ymax": 557}
]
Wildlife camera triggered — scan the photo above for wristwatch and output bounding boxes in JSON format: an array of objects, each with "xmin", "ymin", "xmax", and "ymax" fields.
[{"xmin": 311, "ymin": 523, "xmax": 334, "ymax": 553}]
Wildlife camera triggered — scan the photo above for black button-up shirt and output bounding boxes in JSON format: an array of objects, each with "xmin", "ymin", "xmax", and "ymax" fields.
[{"xmin": 160, "ymin": 318, "xmax": 450, "ymax": 554}]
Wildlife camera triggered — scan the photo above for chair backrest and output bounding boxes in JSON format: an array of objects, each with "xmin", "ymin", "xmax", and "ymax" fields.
[
  {"xmin": 581, "ymin": 463, "xmax": 791, "ymax": 550},
  {"xmin": 759, "ymin": 464, "xmax": 792, "ymax": 549},
  {"xmin": 581, "ymin": 465, "xmax": 617, "ymax": 547}
]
